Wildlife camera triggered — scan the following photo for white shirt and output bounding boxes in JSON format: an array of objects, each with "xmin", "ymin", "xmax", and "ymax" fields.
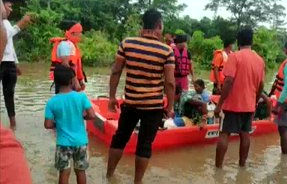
[{"xmin": 2, "ymin": 19, "xmax": 21, "ymax": 63}]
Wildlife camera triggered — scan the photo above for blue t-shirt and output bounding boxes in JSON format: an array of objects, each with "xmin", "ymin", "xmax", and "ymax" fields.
[
  {"xmin": 201, "ymin": 90, "xmax": 210, "ymax": 103},
  {"xmin": 45, "ymin": 91, "xmax": 92, "ymax": 146},
  {"xmin": 57, "ymin": 41, "xmax": 75, "ymax": 57}
]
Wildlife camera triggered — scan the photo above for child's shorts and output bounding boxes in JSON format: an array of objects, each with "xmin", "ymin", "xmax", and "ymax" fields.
[{"xmin": 55, "ymin": 145, "xmax": 89, "ymax": 171}]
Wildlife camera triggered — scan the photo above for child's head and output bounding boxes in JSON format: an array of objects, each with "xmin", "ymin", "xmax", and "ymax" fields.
[
  {"xmin": 194, "ymin": 79, "xmax": 205, "ymax": 94},
  {"xmin": 54, "ymin": 65, "xmax": 75, "ymax": 88}
]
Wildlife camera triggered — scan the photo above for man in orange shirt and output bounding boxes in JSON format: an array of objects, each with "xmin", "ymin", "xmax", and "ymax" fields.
[
  {"xmin": 210, "ymin": 39, "xmax": 234, "ymax": 94},
  {"xmin": 214, "ymin": 28, "xmax": 265, "ymax": 168}
]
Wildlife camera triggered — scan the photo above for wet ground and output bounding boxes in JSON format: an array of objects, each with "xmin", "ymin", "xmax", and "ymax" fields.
[{"xmin": 0, "ymin": 63, "xmax": 286, "ymax": 184}]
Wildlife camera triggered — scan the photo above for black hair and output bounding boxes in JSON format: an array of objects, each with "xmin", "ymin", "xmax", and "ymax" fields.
[
  {"xmin": 284, "ymin": 42, "xmax": 287, "ymax": 49},
  {"xmin": 59, "ymin": 20, "xmax": 78, "ymax": 31},
  {"xmin": 3, "ymin": 0, "xmax": 12, "ymax": 3},
  {"xmin": 174, "ymin": 34, "xmax": 187, "ymax": 44},
  {"xmin": 142, "ymin": 9, "xmax": 162, "ymax": 29},
  {"xmin": 54, "ymin": 65, "xmax": 75, "ymax": 87},
  {"xmin": 237, "ymin": 27, "xmax": 253, "ymax": 47},
  {"xmin": 175, "ymin": 85, "xmax": 182, "ymax": 95},
  {"xmin": 223, "ymin": 38, "xmax": 235, "ymax": 48},
  {"xmin": 194, "ymin": 79, "xmax": 205, "ymax": 89},
  {"xmin": 2, "ymin": 0, "xmax": 20, "ymax": 3}
]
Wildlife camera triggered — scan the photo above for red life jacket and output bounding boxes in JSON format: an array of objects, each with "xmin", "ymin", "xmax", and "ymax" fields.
[
  {"xmin": 173, "ymin": 47, "xmax": 191, "ymax": 77},
  {"xmin": 273, "ymin": 59, "xmax": 287, "ymax": 102},
  {"xmin": 49, "ymin": 37, "xmax": 84, "ymax": 81}
]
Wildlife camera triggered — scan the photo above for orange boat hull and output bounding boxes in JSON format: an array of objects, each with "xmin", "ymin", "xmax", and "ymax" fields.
[{"xmin": 87, "ymin": 98, "xmax": 278, "ymax": 154}]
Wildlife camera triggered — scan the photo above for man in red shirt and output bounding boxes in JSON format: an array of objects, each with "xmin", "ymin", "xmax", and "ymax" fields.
[{"xmin": 214, "ymin": 28, "xmax": 265, "ymax": 168}]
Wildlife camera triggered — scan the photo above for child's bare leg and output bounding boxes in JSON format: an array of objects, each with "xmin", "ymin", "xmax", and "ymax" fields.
[
  {"xmin": 75, "ymin": 169, "xmax": 86, "ymax": 184},
  {"xmin": 59, "ymin": 169, "xmax": 71, "ymax": 184}
]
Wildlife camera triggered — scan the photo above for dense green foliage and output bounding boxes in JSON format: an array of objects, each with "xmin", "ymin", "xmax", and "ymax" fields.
[{"xmin": 9, "ymin": 0, "xmax": 287, "ymax": 69}]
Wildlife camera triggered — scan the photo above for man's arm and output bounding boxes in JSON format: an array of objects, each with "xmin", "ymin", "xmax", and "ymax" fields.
[
  {"xmin": 188, "ymin": 51, "xmax": 195, "ymax": 81},
  {"xmin": 217, "ymin": 76, "xmax": 234, "ymax": 108},
  {"xmin": 164, "ymin": 65, "xmax": 175, "ymax": 114},
  {"xmin": 213, "ymin": 53, "xmax": 223, "ymax": 86},
  {"xmin": 190, "ymin": 60, "xmax": 195, "ymax": 81},
  {"xmin": 44, "ymin": 119, "xmax": 55, "ymax": 129},
  {"xmin": 16, "ymin": 14, "xmax": 33, "ymax": 31},
  {"xmin": 256, "ymin": 81, "xmax": 264, "ymax": 104},
  {"xmin": 214, "ymin": 67, "xmax": 220, "ymax": 84},
  {"xmin": 0, "ymin": 0, "xmax": 7, "ymax": 61},
  {"xmin": 109, "ymin": 56, "xmax": 125, "ymax": 99},
  {"xmin": 84, "ymin": 107, "xmax": 95, "ymax": 120}
]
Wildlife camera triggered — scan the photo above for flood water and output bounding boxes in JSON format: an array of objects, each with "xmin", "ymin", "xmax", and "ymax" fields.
[{"xmin": 0, "ymin": 63, "xmax": 286, "ymax": 184}]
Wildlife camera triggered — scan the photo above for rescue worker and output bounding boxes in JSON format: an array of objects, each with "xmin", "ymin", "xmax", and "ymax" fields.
[
  {"xmin": 272, "ymin": 42, "xmax": 287, "ymax": 154},
  {"xmin": 50, "ymin": 20, "xmax": 86, "ymax": 94},
  {"xmin": 173, "ymin": 34, "xmax": 195, "ymax": 91},
  {"xmin": 210, "ymin": 39, "xmax": 234, "ymax": 94}
]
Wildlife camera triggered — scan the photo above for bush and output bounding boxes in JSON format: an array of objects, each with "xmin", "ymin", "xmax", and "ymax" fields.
[
  {"xmin": 253, "ymin": 27, "xmax": 282, "ymax": 69},
  {"xmin": 79, "ymin": 30, "xmax": 117, "ymax": 66},
  {"xmin": 15, "ymin": 0, "xmax": 63, "ymax": 62},
  {"xmin": 188, "ymin": 31, "xmax": 223, "ymax": 69}
]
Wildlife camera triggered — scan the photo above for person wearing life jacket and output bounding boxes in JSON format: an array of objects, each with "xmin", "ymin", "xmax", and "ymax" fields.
[
  {"xmin": 272, "ymin": 42, "xmax": 287, "ymax": 154},
  {"xmin": 210, "ymin": 39, "xmax": 234, "ymax": 95},
  {"xmin": 173, "ymin": 34, "xmax": 194, "ymax": 91},
  {"xmin": 50, "ymin": 20, "xmax": 85, "ymax": 94}
]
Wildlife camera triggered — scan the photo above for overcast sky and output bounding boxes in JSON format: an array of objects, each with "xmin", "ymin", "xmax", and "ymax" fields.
[{"xmin": 178, "ymin": 0, "xmax": 287, "ymax": 28}]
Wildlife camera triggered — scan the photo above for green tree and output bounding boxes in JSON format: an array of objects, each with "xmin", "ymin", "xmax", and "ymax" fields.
[
  {"xmin": 205, "ymin": 0, "xmax": 286, "ymax": 30},
  {"xmin": 253, "ymin": 27, "xmax": 282, "ymax": 68},
  {"xmin": 269, "ymin": 3, "xmax": 286, "ymax": 30},
  {"xmin": 189, "ymin": 31, "xmax": 223, "ymax": 69}
]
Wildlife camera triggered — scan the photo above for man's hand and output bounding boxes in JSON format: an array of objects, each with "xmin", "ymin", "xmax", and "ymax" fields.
[
  {"xmin": 108, "ymin": 98, "xmax": 119, "ymax": 113},
  {"xmin": 22, "ymin": 14, "xmax": 33, "ymax": 24},
  {"xmin": 16, "ymin": 66, "xmax": 22, "ymax": 76},
  {"xmin": 191, "ymin": 76, "xmax": 195, "ymax": 84},
  {"xmin": 165, "ymin": 108, "xmax": 175, "ymax": 119},
  {"xmin": 214, "ymin": 105, "xmax": 222, "ymax": 118},
  {"xmin": 217, "ymin": 83, "xmax": 222, "ymax": 91},
  {"xmin": 73, "ymin": 78, "xmax": 81, "ymax": 91},
  {"xmin": 80, "ymin": 80, "xmax": 86, "ymax": 91}
]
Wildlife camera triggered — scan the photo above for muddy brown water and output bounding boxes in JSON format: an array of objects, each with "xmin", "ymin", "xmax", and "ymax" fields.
[{"xmin": 0, "ymin": 63, "xmax": 286, "ymax": 184}]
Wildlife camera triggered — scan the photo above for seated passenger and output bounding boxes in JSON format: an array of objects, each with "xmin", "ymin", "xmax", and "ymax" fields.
[{"xmin": 165, "ymin": 79, "xmax": 210, "ymax": 128}]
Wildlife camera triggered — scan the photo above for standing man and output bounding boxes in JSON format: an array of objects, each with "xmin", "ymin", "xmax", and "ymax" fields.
[
  {"xmin": 214, "ymin": 28, "xmax": 265, "ymax": 168},
  {"xmin": 173, "ymin": 33, "xmax": 194, "ymax": 91},
  {"xmin": 1, "ymin": 0, "xmax": 33, "ymax": 130},
  {"xmin": 106, "ymin": 9, "xmax": 175, "ymax": 184},
  {"xmin": 50, "ymin": 20, "xmax": 85, "ymax": 94},
  {"xmin": 272, "ymin": 42, "xmax": 287, "ymax": 154},
  {"xmin": 210, "ymin": 39, "xmax": 234, "ymax": 95}
]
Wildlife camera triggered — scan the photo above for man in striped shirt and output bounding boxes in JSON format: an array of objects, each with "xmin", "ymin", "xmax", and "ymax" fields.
[{"xmin": 106, "ymin": 9, "xmax": 175, "ymax": 183}]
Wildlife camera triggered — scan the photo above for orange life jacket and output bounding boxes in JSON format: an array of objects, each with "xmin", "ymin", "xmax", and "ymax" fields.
[
  {"xmin": 273, "ymin": 59, "xmax": 287, "ymax": 102},
  {"xmin": 173, "ymin": 47, "xmax": 191, "ymax": 77},
  {"xmin": 49, "ymin": 37, "xmax": 84, "ymax": 81},
  {"xmin": 209, "ymin": 50, "xmax": 228, "ymax": 83}
]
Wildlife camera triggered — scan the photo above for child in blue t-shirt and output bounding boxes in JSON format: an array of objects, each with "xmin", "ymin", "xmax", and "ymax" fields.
[{"xmin": 44, "ymin": 65, "xmax": 95, "ymax": 184}]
